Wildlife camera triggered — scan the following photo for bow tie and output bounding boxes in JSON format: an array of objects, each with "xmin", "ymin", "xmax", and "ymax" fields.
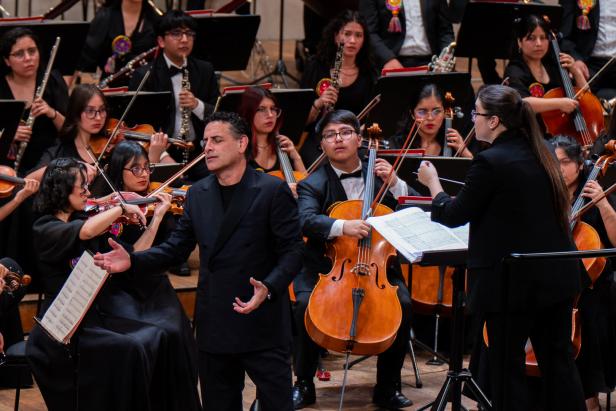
[
  {"xmin": 168, "ymin": 65, "xmax": 186, "ymax": 76},
  {"xmin": 339, "ymin": 170, "xmax": 362, "ymax": 180}
]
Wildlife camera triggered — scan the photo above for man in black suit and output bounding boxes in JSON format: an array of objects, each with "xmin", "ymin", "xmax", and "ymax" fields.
[
  {"xmin": 292, "ymin": 110, "xmax": 415, "ymax": 410},
  {"xmin": 358, "ymin": 0, "xmax": 454, "ymax": 70},
  {"xmin": 129, "ymin": 10, "xmax": 220, "ymax": 181},
  {"xmin": 93, "ymin": 111, "xmax": 303, "ymax": 411},
  {"xmin": 560, "ymin": 0, "xmax": 616, "ymax": 100}
]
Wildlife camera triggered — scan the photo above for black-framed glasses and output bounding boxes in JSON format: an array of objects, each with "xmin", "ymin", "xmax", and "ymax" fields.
[
  {"xmin": 166, "ymin": 29, "xmax": 196, "ymax": 40},
  {"xmin": 74, "ymin": 183, "xmax": 89, "ymax": 196},
  {"xmin": 414, "ymin": 108, "xmax": 444, "ymax": 119},
  {"xmin": 9, "ymin": 47, "xmax": 38, "ymax": 60},
  {"xmin": 255, "ymin": 107, "xmax": 282, "ymax": 117},
  {"xmin": 123, "ymin": 165, "xmax": 152, "ymax": 176},
  {"xmin": 322, "ymin": 128, "xmax": 356, "ymax": 142},
  {"xmin": 83, "ymin": 107, "xmax": 107, "ymax": 119},
  {"xmin": 471, "ymin": 110, "xmax": 491, "ymax": 122}
]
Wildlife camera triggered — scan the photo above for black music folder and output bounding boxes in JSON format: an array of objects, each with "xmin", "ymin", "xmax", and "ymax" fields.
[
  {"xmin": 104, "ymin": 91, "xmax": 171, "ymax": 132},
  {"xmin": 0, "ymin": 100, "xmax": 25, "ymax": 166},
  {"xmin": 0, "ymin": 21, "xmax": 90, "ymax": 75}
]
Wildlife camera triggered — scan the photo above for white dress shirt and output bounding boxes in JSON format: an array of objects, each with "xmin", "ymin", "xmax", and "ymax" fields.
[
  {"xmin": 592, "ymin": 1, "xmax": 616, "ymax": 58},
  {"xmin": 399, "ymin": 0, "xmax": 432, "ymax": 57}
]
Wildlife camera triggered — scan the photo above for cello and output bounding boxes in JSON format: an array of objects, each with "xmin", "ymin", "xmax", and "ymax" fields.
[
  {"xmin": 304, "ymin": 124, "xmax": 402, "ymax": 405},
  {"xmin": 267, "ymin": 136, "xmax": 307, "ymax": 186}
]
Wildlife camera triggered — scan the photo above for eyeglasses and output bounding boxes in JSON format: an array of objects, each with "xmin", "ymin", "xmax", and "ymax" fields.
[
  {"xmin": 414, "ymin": 108, "xmax": 444, "ymax": 119},
  {"xmin": 322, "ymin": 128, "xmax": 356, "ymax": 142},
  {"xmin": 83, "ymin": 107, "xmax": 107, "ymax": 119},
  {"xmin": 123, "ymin": 165, "xmax": 152, "ymax": 176},
  {"xmin": 471, "ymin": 110, "xmax": 491, "ymax": 122},
  {"xmin": 9, "ymin": 47, "xmax": 38, "ymax": 60},
  {"xmin": 255, "ymin": 107, "xmax": 282, "ymax": 117},
  {"xmin": 74, "ymin": 183, "xmax": 89, "ymax": 196},
  {"xmin": 166, "ymin": 29, "xmax": 196, "ymax": 40}
]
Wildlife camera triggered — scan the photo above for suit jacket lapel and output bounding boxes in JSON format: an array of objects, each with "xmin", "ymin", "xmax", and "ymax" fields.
[
  {"xmin": 324, "ymin": 164, "xmax": 348, "ymax": 203},
  {"xmin": 197, "ymin": 177, "xmax": 223, "ymax": 256},
  {"xmin": 210, "ymin": 167, "xmax": 260, "ymax": 258}
]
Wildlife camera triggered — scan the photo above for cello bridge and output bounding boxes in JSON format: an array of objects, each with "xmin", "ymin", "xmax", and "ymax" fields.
[{"xmin": 351, "ymin": 263, "xmax": 370, "ymax": 276}]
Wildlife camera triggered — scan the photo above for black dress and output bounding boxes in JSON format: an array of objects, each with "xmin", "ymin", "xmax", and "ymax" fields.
[
  {"xmin": 0, "ymin": 69, "xmax": 68, "ymax": 175},
  {"xmin": 504, "ymin": 58, "xmax": 562, "ymax": 100},
  {"xmin": 78, "ymin": 3, "xmax": 159, "ymax": 85},
  {"xmin": 299, "ymin": 57, "xmax": 376, "ymax": 165},
  {"xmin": 26, "ymin": 211, "xmax": 201, "ymax": 411},
  {"xmin": 249, "ymin": 157, "xmax": 280, "ymax": 174}
]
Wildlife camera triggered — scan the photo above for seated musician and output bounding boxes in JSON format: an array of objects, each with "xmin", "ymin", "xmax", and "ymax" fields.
[
  {"xmin": 77, "ymin": 0, "xmax": 160, "ymax": 87},
  {"xmin": 27, "ymin": 84, "xmax": 170, "ymax": 182},
  {"xmin": 294, "ymin": 109, "xmax": 416, "ymax": 410},
  {"xmin": 238, "ymin": 86, "xmax": 305, "ymax": 195},
  {"xmin": 358, "ymin": 0, "xmax": 454, "ymax": 70},
  {"xmin": 390, "ymin": 83, "xmax": 474, "ymax": 158},
  {"xmin": 129, "ymin": 9, "xmax": 220, "ymax": 182},
  {"xmin": 504, "ymin": 15, "xmax": 587, "ymax": 116},
  {"xmin": 0, "ymin": 28, "xmax": 68, "ymax": 175},
  {"xmin": 550, "ymin": 135, "xmax": 616, "ymax": 411},
  {"xmin": 299, "ymin": 10, "xmax": 377, "ymax": 165},
  {"xmin": 559, "ymin": 0, "xmax": 616, "ymax": 100}
]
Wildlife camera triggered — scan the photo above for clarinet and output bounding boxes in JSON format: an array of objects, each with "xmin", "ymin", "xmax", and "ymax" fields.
[
  {"xmin": 178, "ymin": 67, "xmax": 191, "ymax": 165},
  {"xmin": 14, "ymin": 37, "xmax": 61, "ymax": 170},
  {"xmin": 315, "ymin": 42, "xmax": 344, "ymax": 112}
]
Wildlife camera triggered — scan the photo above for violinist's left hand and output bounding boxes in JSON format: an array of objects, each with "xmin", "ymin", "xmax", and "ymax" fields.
[
  {"xmin": 179, "ymin": 89, "xmax": 198, "ymax": 110},
  {"xmin": 148, "ymin": 132, "xmax": 169, "ymax": 163},
  {"xmin": 152, "ymin": 192, "xmax": 172, "ymax": 219},
  {"xmin": 14, "ymin": 178, "xmax": 39, "ymax": 203},
  {"xmin": 29, "ymin": 97, "xmax": 55, "ymax": 120},
  {"xmin": 374, "ymin": 158, "xmax": 398, "ymax": 185},
  {"xmin": 233, "ymin": 277, "xmax": 269, "ymax": 314},
  {"xmin": 582, "ymin": 180, "xmax": 609, "ymax": 207}
]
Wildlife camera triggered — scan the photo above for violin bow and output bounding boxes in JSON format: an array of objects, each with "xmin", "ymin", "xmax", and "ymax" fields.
[
  {"xmin": 148, "ymin": 152, "xmax": 206, "ymax": 197},
  {"xmin": 573, "ymin": 56, "xmax": 616, "ymax": 100}
]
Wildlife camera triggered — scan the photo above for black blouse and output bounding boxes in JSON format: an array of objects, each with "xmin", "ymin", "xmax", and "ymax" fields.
[
  {"xmin": 78, "ymin": 4, "xmax": 159, "ymax": 82},
  {"xmin": 504, "ymin": 57, "xmax": 562, "ymax": 99},
  {"xmin": 249, "ymin": 157, "xmax": 280, "ymax": 174},
  {"xmin": 0, "ymin": 69, "xmax": 68, "ymax": 174}
]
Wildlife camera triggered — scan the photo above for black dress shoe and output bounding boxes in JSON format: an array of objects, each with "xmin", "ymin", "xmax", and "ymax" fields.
[
  {"xmin": 292, "ymin": 380, "xmax": 316, "ymax": 409},
  {"xmin": 373, "ymin": 388, "xmax": 413, "ymax": 410}
]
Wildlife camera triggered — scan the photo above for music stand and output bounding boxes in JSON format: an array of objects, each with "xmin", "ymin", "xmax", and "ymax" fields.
[
  {"xmin": 252, "ymin": 0, "xmax": 299, "ymax": 87},
  {"xmin": 369, "ymin": 72, "xmax": 474, "ymax": 140},
  {"xmin": 104, "ymin": 91, "xmax": 171, "ymax": 132},
  {"xmin": 0, "ymin": 100, "xmax": 25, "ymax": 166},
  {"xmin": 218, "ymin": 88, "xmax": 314, "ymax": 145},
  {"xmin": 416, "ymin": 249, "xmax": 492, "ymax": 411},
  {"xmin": 0, "ymin": 21, "xmax": 89, "ymax": 75}
]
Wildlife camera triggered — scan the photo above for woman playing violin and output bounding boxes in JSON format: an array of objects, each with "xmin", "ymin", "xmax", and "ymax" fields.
[
  {"xmin": 391, "ymin": 83, "xmax": 473, "ymax": 158},
  {"xmin": 0, "ymin": 27, "xmax": 68, "ymax": 174},
  {"xmin": 550, "ymin": 135, "xmax": 616, "ymax": 411},
  {"xmin": 238, "ymin": 86, "xmax": 305, "ymax": 195},
  {"xmin": 505, "ymin": 15, "xmax": 586, "ymax": 116},
  {"xmin": 27, "ymin": 84, "xmax": 170, "ymax": 182}
]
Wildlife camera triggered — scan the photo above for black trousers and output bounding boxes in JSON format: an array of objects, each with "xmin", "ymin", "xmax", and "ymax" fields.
[
  {"xmin": 485, "ymin": 298, "xmax": 586, "ymax": 411},
  {"xmin": 198, "ymin": 346, "xmax": 293, "ymax": 411},
  {"xmin": 293, "ymin": 275, "xmax": 412, "ymax": 388}
]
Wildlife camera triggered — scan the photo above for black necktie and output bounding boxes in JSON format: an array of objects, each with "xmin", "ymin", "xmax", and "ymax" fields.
[
  {"xmin": 169, "ymin": 65, "xmax": 186, "ymax": 77},
  {"xmin": 339, "ymin": 170, "xmax": 362, "ymax": 180}
]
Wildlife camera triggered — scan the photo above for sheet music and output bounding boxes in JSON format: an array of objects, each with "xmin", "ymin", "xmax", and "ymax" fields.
[
  {"xmin": 38, "ymin": 251, "xmax": 109, "ymax": 344},
  {"xmin": 367, "ymin": 207, "xmax": 468, "ymax": 263}
]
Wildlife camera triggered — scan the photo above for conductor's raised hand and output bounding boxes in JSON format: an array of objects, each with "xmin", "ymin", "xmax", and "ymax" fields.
[
  {"xmin": 93, "ymin": 238, "xmax": 131, "ymax": 273},
  {"xmin": 417, "ymin": 160, "xmax": 438, "ymax": 187},
  {"xmin": 233, "ymin": 277, "xmax": 269, "ymax": 314}
]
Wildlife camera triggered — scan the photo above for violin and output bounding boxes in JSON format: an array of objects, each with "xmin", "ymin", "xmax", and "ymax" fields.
[
  {"xmin": 89, "ymin": 118, "xmax": 194, "ymax": 157},
  {"xmin": 442, "ymin": 92, "xmax": 463, "ymax": 158},
  {"xmin": 0, "ymin": 166, "xmax": 25, "ymax": 198},
  {"xmin": 305, "ymin": 124, "xmax": 402, "ymax": 356},
  {"xmin": 3, "ymin": 270, "xmax": 31, "ymax": 294},
  {"xmin": 87, "ymin": 191, "xmax": 184, "ymax": 225},
  {"xmin": 541, "ymin": 30, "xmax": 605, "ymax": 147}
]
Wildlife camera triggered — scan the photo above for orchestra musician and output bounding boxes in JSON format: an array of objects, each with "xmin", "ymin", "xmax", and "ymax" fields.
[
  {"xmin": 129, "ymin": 9, "xmax": 220, "ymax": 182},
  {"xmin": 358, "ymin": 0, "xmax": 454, "ymax": 70},
  {"xmin": 238, "ymin": 86, "xmax": 306, "ymax": 195},
  {"xmin": 300, "ymin": 10, "xmax": 377, "ymax": 165},
  {"xmin": 77, "ymin": 0, "xmax": 160, "ymax": 86},
  {"xmin": 417, "ymin": 85, "xmax": 586, "ymax": 411},
  {"xmin": 294, "ymin": 109, "xmax": 415, "ymax": 410},
  {"xmin": 0, "ymin": 27, "xmax": 68, "ymax": 175},
  {"xmin": 550, "ymin": 134, "xmax": 616, "ymax": 411},
  {"xmin": 93, "ymin": 111, "xmax": 304, "ymax": 411},
  {"xmin": 559, "ymin": 0, "xmax": 616, "ymax": 100},
  {"xmin": 505, "ymin": 15, "xmax": 587, "ymax": 116},
  {"xmin": 390, "ymin": 83, "xmax": 473, "ymax": 158}
]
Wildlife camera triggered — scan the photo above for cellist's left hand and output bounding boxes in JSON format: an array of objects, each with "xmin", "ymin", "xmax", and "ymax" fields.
[
  {"xmin": 374, "ymin": 158, "xmax": 398, "ymax": 185},
  {"xmin": 582, "ymin": 180, "xmax": 609, "ymax": 208},
  {"xmin": 233, "ymin": 277, "xmax": 269, "ymax": 314}
]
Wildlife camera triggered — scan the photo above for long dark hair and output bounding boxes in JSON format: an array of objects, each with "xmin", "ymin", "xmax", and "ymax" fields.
[
  {"xmin": 34, "ymin": 158, "xmax": 87, "ymax": 215},
  {"xmin": 59, "ymin": 84, "xmax": 107, "ymax": 143},
  {"xmin": 237, "ymin": 87, "xmax": 282, "ymax": 160},
  {"xmin": 478, "ymin": 84, "xmax": 570, "ymax": 231},
  {"xmin": 316, "ymin": 10, "xmax": 373, "ymax": 75},
  {"xmin": 0, "ymin": 27, "xmax": 41, "ymax": 76},
  {"xmin": 106, "ymin": 141, "xmax": 149, "ymax": 193}
]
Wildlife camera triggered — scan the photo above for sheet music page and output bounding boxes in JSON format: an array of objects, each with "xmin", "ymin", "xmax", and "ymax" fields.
[
  {"xmin": 39, "ymin": 251, "xmax": 108, "ymax": 344},
  {"xmin": 367, "ymin": 207, "xmax": 468, "ymax": 263}
]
